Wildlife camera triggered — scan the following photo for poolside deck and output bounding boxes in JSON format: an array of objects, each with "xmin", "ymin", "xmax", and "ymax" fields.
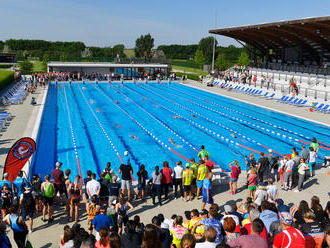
[{"xmin": 181, "ymin": 80, "xmax": 330, "ymax": 127}]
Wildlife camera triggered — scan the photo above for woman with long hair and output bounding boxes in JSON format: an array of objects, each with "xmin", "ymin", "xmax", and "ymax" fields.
[
  {"xmin": 121, "ymin": 220, "xmax": 141, "ymax": 247},
  {"xmin": 115, "ymin": 193, "xmax": 134, "ymax": 235},
  {"xmin": 161, "ymin": 161, "xmax": 173, "ymax": 200},
  {"xmin": 136, "ymin": 164, "xmax": 148, "ymax": 201},
  {"xmin": 228, "ymin": 161, "xmax": 241, "ymax": 195},
  {"xmin": 64, "ymin": 169, "xmax": 71, "ymax": 213},
  {"xmin": 292, "ymin": 200, "xmax": 310, "ymax": 227},
  {"xmin": 109, "ymin": 232, "xmax": 121, "ymax": 248},
  {"xmin": 142, "ymin": 224, "xmax": 161, "ymax": 248},
  {"xmin": 69, "ymin": 175, "xmax": 82, "ymax": 223},
  {"xmin": 311, "ymin": 196, "xmax": 324, "ymax": 224},
  {"xmin": 95, "ymin": 227, "xmax": 110, "ymax": 248},
  {"xmin": 152, "ymin": 166, "xmax": 162, "ymax": 206}
]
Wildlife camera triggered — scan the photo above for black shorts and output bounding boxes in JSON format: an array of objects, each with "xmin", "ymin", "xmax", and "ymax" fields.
[
  {"xmin": 192, "ymin": 179, "xmax": 197, "ymax": 186},
  {"xmin": 118, "ymin": 215, "xmax": 128, "ymax": 228},
  {"xmin": 54, "ymin": 183, "xmax": 65, "ymax": 195},
  {"xmin": 43, "ymin": 196, "xmax": 54, "ymax": 206},
  {"xmin": 184, "ymin": 185, "xmax": 191, "ymax": 193},
  {"xmin": 71, "ymin": 198, "xmax": 80, "ymax": 206}
]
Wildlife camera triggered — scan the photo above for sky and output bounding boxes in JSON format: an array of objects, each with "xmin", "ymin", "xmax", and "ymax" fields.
[{"xmin": 1, "ymin": 0, "xmax": 330, "ymax": 48}]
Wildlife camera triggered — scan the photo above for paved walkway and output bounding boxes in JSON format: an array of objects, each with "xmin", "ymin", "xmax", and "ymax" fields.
[
  {"xmin": 181, "ymin": 80, "xmax": 330, "ymax": 127},
  {"xmin": 0, "ymin": 81, "xmax": 329, "ymax": 247}
]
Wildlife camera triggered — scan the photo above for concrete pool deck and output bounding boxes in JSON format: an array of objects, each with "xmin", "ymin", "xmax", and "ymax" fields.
[{"xmin": 0, "ymin": 81, "xmax": 329, "ymax": 247}]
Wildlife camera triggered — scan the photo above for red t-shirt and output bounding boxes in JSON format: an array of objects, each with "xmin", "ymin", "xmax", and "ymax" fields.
[
  {"xmin": 52, "ymin": 169, "xmax": 64, "ymax": 184},
  {"xmin": 273, "ymin": 227, "xmax": 305, "ymax": 248},
  {"xmin": 161, "ymin": 167, "xmax": 173, "ymax": 184},
  {"xmin": 230, "ymin": 166, "xmax": 241, "ymax": 179},
  {"xmin": 205, "ymin": 160, "xmax": 215, "ymax": 172},
  {"xmin": 242, "ymin": 223, "xmax": 268, "ymax": 242}
]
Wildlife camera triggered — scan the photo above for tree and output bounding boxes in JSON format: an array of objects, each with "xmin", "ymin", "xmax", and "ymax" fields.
[
  {"xmin": 19, "ymin": 60, "xmax": 33, "ymax": 74},
  {"xmin": 215, "ymin": 54, "xmax": 233, "ymax": 71},
  {"xmin": 81, "ymin": 48, "xmax": 92, "ymax": 58},
  {"xmin": 237, "ymin": 51, "xmax": 250, "ymax": 66},
  {"xmin": 194, "ymin": 49, "xmax": 206, "ymax": 66},
  {"xmin": 134, "ymin": 34, "xmax": 154, "ymax": 58},
  {"xmin": 199, "ymin": 36, "xmax": 217, "ymax": 64}
]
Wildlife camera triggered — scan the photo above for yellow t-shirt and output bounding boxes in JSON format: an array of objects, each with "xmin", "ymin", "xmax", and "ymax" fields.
[
  {"xmin": 197, "ymin": 164, "xmax": 207, "ymax": 181},
  {"xmin": 189, "ymin": 217, "xmax": 205, "ymax": 234},
  {"xmin": 183, "ymin": 169, "xmax": 193, "ymax": 186},
  {"xmin": 191, "ymin": 163, "xmax": 198, "ymax": 178}
]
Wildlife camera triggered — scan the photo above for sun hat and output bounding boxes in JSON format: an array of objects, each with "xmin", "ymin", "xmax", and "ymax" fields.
[
  {"xmin": 280, "ymin": 212, "xmax": 293, "ymax": 225},
  {"xmin": 55, "ymin": 161, "xmax": 62, "ymax": 167}
]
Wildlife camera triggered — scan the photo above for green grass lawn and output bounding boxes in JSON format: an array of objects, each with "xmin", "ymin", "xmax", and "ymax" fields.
[
  {"xmin": 124, "ymin": 49, "xmax": 135, "ymax": 58},
  {"xmin": 32, "ymin": 61, "xmax": 47, "ymax": 73},
  {"xmin": 0, "ymin": 71, "xmax": 14, "ymax": 90}
]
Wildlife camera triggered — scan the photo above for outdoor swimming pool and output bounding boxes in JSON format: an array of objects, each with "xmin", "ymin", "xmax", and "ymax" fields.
[{"xmin": 30, "ymin": 81, "xmax": 330, "ymax": 181}]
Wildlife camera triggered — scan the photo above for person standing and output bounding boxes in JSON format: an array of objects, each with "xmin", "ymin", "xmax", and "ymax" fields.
[
  {"xmin": 247, "ymin": 167, "xmax": 258, "ymax": 198},
  {"xmin": 174, "ymin": 161, "xmax": 184, "ymax": 199},
  {"xmin": 136, "ymin": 164, "xmax": 148, "ymax": 200},
  {"xmin": 283, "ymin": 158, "xmax": 294, "ymax": 191},
  {"xmin": 13, "ymin": 171, "xmax": 28, "ymax": 198},
  {"xmin": 69, "ymin": 175, "xmax": 82, "ymax": 223},
  {"xmin": 152, "ymin": 166, "xmax": 162, "ymax": 206},
  {"xmin": 87, "ymin": 195, "xmax": 100, "ymax": 235},
  {"xmin": 115, "ymin": 193, "xmax": 134, "ymax": 235},
  {"xmin": 20, "ymin": 186, "xmax": 35, "ymax": 233},
  {"xmin": 228, "ymin": 161, "xmax": 241, "ymax": 195},
  {"xmin": 92, "ymin": 205, "xmax": 114, "ymax": 240},
  {"xmin": 0, "ymin": 173, "xmax": 13, "ymax": 191},
  {"xmin": 86, "ymin": 173, "xmax": 101, "ymax": 201},
  {"xmin": 300, "ymin": 145, "xmax": 309, "ymax": 161},
  {"xmin": 196, "ymin": 160, "xmax": 208, "ymax": 199},
  {"xmin": 52, "ymin": 161, "xmax": 65, "ymax": 204},
  {"xmin": 182, "ymin": 164, "xmax": 193, "ymax": 202},
  {"xmin": 41, "ymin": 174, "xmax": 55, "ymax": 222},
  {"xmin": 3, "ymin": 205, "xmax": 28, "ymax": 248},
  {"xmin": 190, "ymin": 158, "xmax": 198, "ymax": 195},
  {"xmin": 310, "ymin": 137, "xmax": 320, "ymax": 153},
  {"xmin": 257, "ymin": 152, "xmax": 269, "ymax": 183},
  {"xmin": 308, "ymin": 147, "xmax": 317, "ymax": 177},
  {"xmin": 202, "ymin": 173, "xmax": 213, "ymax": 210},
  {"xmin": 161, "ymin": 161, "xmax": 173, "ymax": 200},
  {"xmin": 83, "ymin": 170, "xmax": 92, "ymax": 204},
  {"xmin": 295, "ymin": 158, "xmax": 309, "ymax": 192},
  {"xmin": 198, "ymin": 145, "xmax": 210, "ymax": 161},
  {"xmin": 119, "ymin": 161, "xmax": 133, "ymax": 201}
]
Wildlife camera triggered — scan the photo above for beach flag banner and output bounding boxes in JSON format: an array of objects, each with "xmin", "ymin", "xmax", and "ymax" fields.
[{"xmin": 4, "ymin": 137, "xmax": 36, "ymax": 182}]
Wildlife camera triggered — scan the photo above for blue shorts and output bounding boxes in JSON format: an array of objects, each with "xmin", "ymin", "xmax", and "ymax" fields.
[
  {"xmin": 202, "ymin": 195, "xmax": 214, "ymax": 204},
  {"xmin": 230, "ymin": 178, "xmax": 238, "ymax": 182},
  {"xmin": 137, "ymin": 184, "xmax": 146, "ymax": 190},
  {"xmin": 22, "ymin": 209, "xmax": 34, "ymax": 219},
  {"xmin": 197, "ymin": 180, "xmax": 203, "ymax": 189}
]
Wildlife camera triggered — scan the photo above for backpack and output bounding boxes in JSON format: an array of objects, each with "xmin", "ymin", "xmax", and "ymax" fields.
[
  {"xmin": 44, "ymin": 183, "xmax": 54, "ymax": 198},
  {"xmin": 233, "ymin": 167, "xmax": 241, "ymax": 178},
  {"xmin": 22, "ymin": 192, "xmax": 35, "ymax": 211}
]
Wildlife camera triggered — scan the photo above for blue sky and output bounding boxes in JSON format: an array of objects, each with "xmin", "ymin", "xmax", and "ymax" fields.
[{"xmin": 1, "ymin": 0, "xmax": 330, "ymax": 48}]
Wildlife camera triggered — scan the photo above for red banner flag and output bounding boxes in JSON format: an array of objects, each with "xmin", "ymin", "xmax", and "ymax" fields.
[{"xmin": 4, "ymin": 137, "xmax": 36, "ymax": 182}]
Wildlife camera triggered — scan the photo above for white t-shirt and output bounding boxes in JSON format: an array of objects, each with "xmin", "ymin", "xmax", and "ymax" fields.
[
  {"xmin": 86, "ymin": 179, "xmax": 100, "ymax": 196},
  {"xmin": 309, "ymin": 151, "xmax": 317, "ymax": 163},
  {"xmin": 174, "ymin": 166, "xmax": 183, "ymax": 179},
  {"xmin": 195, "ymin": 241, "xmax": 217, "ymax": 248},
  {"xmin": 254, "ymin": 189, "xmax": 268, "ymax": 206},
  {"xmin": 221, "ymin": 214, "xmax": 240, "ymax": 227},
  {"xmin": 266, "ymin": 185, "xmax": 278, "ymax": 201},
  {"xmin": 285, "ymin": 160, "xmax": 294, "ymax": 172},
  {"xmin": 298, "ymin": 163, "xmax": 309, "ymax": 175}
]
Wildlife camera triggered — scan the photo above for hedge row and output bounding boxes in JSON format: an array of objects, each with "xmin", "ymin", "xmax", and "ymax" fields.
[
  {"xmin": 175, "ymin": 71, "xmax": 199, "ymax": 81},
  {"xmin": 0, "ymin": 71, "xmax": 14, "ymax": 91},
  {"xmin": 0, "ymin": 64, "xmax": 13, "ymax": 68}
]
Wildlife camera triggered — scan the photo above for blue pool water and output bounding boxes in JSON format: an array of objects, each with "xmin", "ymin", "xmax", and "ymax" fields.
[{"xmin": 30, "ymin": 81, "xmax": 330, "ymax": 181}]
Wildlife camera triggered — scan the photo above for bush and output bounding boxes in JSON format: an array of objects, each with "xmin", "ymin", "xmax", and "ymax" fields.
[
  {"xmin": 0, "ymin": 64, "xmax": 13, "ymax": 69},
  {"xmin": 0, "ymin": 71, "xmax": 14, "ymax": 91},
  {"xmin": 18, "ymin": 60, "xmax": 33, "ymax": 75},
  {"xmin": 175, "ymin": 72, "xmax": 200, "ymax": 81}
]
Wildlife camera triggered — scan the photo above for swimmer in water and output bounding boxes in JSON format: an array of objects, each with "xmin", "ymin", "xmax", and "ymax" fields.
[
  {"xmin": 230, "ymin": 133, "xmax": 244, "ymax": 141},
  {"xmin": 116, "ymin": 124, "xmax": 121, "ymax": 128},
  {"xmin": 172, "ymin": 116, "xmax": 180, "ymax": 119},
  {"xmin": 90, "ymin": 100, "xmax": 95, "ymax": 104},
  {"xmin": 96, "ymin": 109, "xmax": 102, "ymax": 113},
  {"xmin": 129, "ymin": 134, "xmax": 139, "ymax": 140},
  {"xmin": 191, "ymin": 114, "xmax": 197, "ymax": 118},
  {"xmin": 82, "ymin": 87, "xmax": 86, "ymax": 90},
  {"xmin": 142, "ymin": 98, "xmax": 148, "ymax": 101},
  {"xmin": 115, "ymin": 100, "xmax": 119, "ymax": 104},
  {"xmin": 168, "ymin": 138, "xmax": 183, "ymax": 148}
]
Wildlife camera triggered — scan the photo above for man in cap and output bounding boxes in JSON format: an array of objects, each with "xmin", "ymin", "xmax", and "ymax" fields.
[
  {"xmin": 92, "ymin": 205, "xmax": 114, "ymax": 240},
  {"xmin": 182, "ymin": 163, "xmax": 193, "ymax": 202},
  {"xmin": 51, "ymin": 161, "xmax": 65, "ymax": 203},
  {"xmin": 273, "ymin": 212, "xmax": 305, "ymax": 248}
]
